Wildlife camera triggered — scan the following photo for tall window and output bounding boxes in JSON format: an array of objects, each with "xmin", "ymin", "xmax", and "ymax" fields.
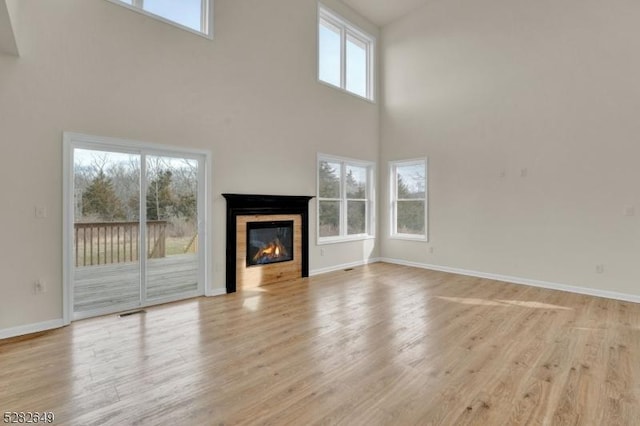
[
  {"xmin": 318, "ymin": 155, "xmax": 375, "ymax": 242},
  {"xmin": 318, "ymin": 4, "xmax": 375, "ymax": 100},
  {"xmin": 390, "ymin": 159, "xmax": 428, "ymax": 240},
  {"xmin": 111, "ymin": 0, "xmax": 212, "ymax": 38}
]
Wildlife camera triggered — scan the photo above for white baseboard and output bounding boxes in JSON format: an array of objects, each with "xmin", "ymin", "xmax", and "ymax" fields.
[
  {"xmin": 310, "ymin": 257, "xmax": 381, "ymax": 277},
  {"xmin": 380, "ymin": 258, "xmax": 640, "ymax": 304},
  {"xmin": 206, "ymin": 288, "xmax": 227, "ymax": 297},
  {"xmin": 0, "ymin": 318, "xmax": 66, "ymax": 340}
]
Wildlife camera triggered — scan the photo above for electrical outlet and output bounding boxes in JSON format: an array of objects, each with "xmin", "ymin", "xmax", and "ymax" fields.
[
  {"xmin": 520, "ymin": 168, "xmax": 528, "ymax": 178},
  {"xmin": 34, "ymin": 279, "xmax": 46, "ymax": 294},
  {"xmin": 624, "ymin": 207, "xmax": 635, "ymax": 217},
  {"xmin": 35, "ymin": 206, "xmax": 47, "ymax": 218},
  {"xmin": 429, "ymin": 247, "xmax": 435, "ymax": 254},
  {"xmin": 320, "ymin": 248, "xmax": 325, "ymax": 256},
  {"xmin": 595, "ymin": 264, "xmax": 604, "ymax": 274}
]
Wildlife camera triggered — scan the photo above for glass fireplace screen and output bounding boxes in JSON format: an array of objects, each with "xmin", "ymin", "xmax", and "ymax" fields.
[{"xmin": 246, "ymin": 220, "xmax": 294, "ymax": 267}]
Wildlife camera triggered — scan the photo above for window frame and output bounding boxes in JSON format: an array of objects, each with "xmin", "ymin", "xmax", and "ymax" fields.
[
  {"xmin": 317, "ymin": 154, "xmax": 376, "ymax": 244},
  {"xmin": 62, "ymin": 131, "xmax": 214, "ymax": 324},
  {"xmin": 317, "ymin": 4, "xmax": 375, "ymax": 102},
  {"xmin": 389, "ymin": 158, "xmax": 428, "ymax": 241},
  {"xmin": 107, "ymin": 0, "xmax": 213, "ymax": 39}
]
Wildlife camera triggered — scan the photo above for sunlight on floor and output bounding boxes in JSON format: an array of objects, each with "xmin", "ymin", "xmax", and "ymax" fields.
[
  {"xmin": 242, "ymin": 294, "xmax": 263, "ymax": 312},
  {"xmin": 497, "ymin": 299, "xmax": 573, "ymax": 310},
  {"xmin": 436, "ymin": 296, "xmax": 573, "ymax": 311}
]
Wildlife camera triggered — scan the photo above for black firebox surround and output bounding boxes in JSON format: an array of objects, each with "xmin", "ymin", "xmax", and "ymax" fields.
[{"xmin": 222, "ymin": 193, "xmax": 314, "ymax": 293}]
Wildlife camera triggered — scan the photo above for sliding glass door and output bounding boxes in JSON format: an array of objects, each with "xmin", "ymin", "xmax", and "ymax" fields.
[
  {"xmin": 73, "ymin": 149, "xmax": 142, "ymax": 315},
  {"xmin": 67, "ymin": 136, "xmax": 206, "ymax": 320},
  {"xmin": 145, "ymin": 155, "xmax": 200, "ymax": 301}
]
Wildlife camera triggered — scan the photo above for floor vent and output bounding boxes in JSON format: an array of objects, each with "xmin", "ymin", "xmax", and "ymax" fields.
[
  {"xmin": 119, "ymin": 310, "xmax": 146, "ymax": 317},
  {"xmin": 344, "ymin": 268, "xmax": 354, "ymax": 272}
]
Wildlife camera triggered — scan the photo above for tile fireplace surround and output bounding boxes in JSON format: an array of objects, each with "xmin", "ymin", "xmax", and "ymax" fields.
[{"xmin": 222, "ymin": 194, "xmax": 313, "ymax": 293}]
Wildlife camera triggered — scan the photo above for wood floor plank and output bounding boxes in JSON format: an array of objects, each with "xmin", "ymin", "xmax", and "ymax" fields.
[{"xmin": 1, "ymin": 263, "xmax": 639, "ymax": 425}]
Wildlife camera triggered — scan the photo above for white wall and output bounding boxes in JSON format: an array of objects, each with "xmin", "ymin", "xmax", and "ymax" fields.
[
  {"xmin": 0, "ymin": 0, "xmax": 379, "ymax": 331},
  {"xmin": 380, "ymin": 0, "xmax": 640, "ymax": 297}
]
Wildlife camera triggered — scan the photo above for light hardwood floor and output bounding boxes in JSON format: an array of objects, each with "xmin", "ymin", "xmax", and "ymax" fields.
[{"xmin": 1, "ymin": 263, "xmax": 639, "ymax": 425}]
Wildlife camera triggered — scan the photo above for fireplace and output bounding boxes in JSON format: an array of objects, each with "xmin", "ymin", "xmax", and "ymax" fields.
[
  {"xmin": 222, "ymin": 194, "xmax": 313, "ymax": 293},
  {"xmin": 246, "ymin": 220, "xmax": 294, "ymax": 266}
]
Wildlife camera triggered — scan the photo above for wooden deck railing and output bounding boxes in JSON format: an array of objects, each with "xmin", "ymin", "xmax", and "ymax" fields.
[{"xmin": 74, "ymin": 221, "xmax": 167, "ymax": 267}]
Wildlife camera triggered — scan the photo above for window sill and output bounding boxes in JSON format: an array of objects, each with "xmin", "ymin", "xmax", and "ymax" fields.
[
  {"xmin": 317, "ymin": 79, "xmax": 376, "ymax": 104},
  {"xmin": 390, "ymin": 234, "xmax": 428, "ymax": 242},
  {"xmin": 317, "ymin": 235, "xmax": 375, "ymax": 245}
]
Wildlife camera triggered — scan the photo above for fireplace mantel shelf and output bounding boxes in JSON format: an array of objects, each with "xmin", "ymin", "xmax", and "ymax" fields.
[{"xmin": 222, "ymin": 193, "xmax": 314, "ymax": 208}]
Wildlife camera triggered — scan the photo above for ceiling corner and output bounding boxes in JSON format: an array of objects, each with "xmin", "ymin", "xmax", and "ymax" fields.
[
  {"xmin": 0, "ymin": 0, "xmax": 19, "ymax": 56},
  {"xmin": 339, "ymin": 0, "xmax": 430, "ymax": 27}
]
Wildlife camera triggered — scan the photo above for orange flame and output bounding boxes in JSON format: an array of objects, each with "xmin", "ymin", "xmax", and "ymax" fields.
[{"xmin": 253, "ymin": 238, "xmax": 288, "ymax": 262}]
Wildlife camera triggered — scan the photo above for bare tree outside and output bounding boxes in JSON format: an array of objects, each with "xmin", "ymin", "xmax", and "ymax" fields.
[
  {"xmin": 395, "ymin": 162, "xmax": 426, "ymax": 235},
  {"xmin": 73, "ymin": 150, "xmax": 199, "ymax": 266}
]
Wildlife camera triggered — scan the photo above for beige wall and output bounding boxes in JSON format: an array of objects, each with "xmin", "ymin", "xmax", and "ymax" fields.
[
  {"xmin": 0, "ymin": 0, "xmax": 379, "ymax": 330},
  {"xmin": 8, "ymin": 0, "xmax": 637, "ymax": 334},
  {"xmin": 380, "ymin": 0, "xmax": 640, "ymax": 297}
]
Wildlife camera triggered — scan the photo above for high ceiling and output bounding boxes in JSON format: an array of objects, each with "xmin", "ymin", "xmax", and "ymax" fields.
[{"xmin": 340, "ymin": 0, "xmax": 430, "ymax": 27}]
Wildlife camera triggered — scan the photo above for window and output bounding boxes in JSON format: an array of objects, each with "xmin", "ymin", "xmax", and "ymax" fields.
[
  {"xmin": 390, "ymin": 159, "xmax": 428, "ymax": 240},
  {"xmin": 318, "ymin": 4, "xmax": 375, "ymax": 100},
  {"xmin": 318, "ymin": 155, "xmax": 375, "ymax": 242},
  {"xmin": 110, "ymin": 0, "xmax": 212, "ymax": 38}
]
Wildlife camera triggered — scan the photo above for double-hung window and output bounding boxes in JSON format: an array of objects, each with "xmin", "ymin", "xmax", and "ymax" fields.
[
  {"xmin": 390, "ymin": 159, "xmax": 428, "ymax": 240},
  {"xmin": 318, "ymin": 155, "xmax": 375, "ymax": 242},
  {"xmin": 110, "ymin": 0, "xmax": 212, "ymax": 38},
  {"xmin": 318, "ymin": 4, "xmax": 375, "ymax": 100}
]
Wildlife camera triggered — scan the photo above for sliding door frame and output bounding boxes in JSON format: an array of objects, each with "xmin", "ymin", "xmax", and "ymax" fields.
[{"xmin": 62, "ymin": 132, "xmax": 212, "ymax": 324}]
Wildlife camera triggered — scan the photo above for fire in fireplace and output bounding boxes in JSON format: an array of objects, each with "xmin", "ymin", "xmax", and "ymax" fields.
[{"xmin": 246, "ymin": 220, "xmax": 294, "ymax": 267}]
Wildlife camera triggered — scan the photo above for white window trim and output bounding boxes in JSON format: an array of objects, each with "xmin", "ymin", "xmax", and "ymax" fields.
[
  {"xmin": 106, "ymin": 0, "xmax": 214, "ymax": 39},
  {"xmin": 389, "ymin": 158, "xmax": 428, "ymax": 241},
  {"xmin": 317, "ymin": 3, "xmax": 376, "ymax": 102},
  {"xmin": 317, "ymin": 153, "xmax": 376, "ymax": 245}
]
